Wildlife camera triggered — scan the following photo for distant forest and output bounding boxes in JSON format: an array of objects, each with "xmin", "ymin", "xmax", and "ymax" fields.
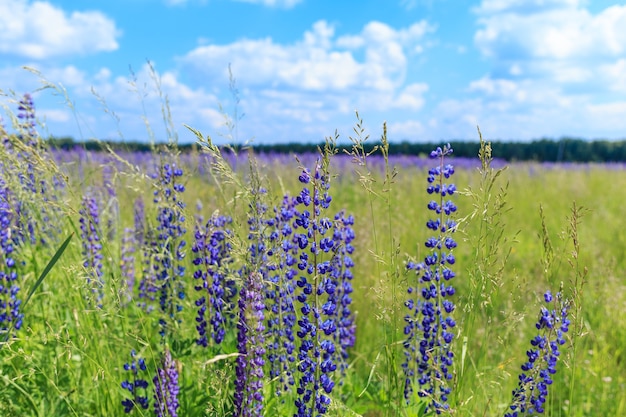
[{"xmin": 46, "ymin": 136, "xmax": 626, "ymax": 163}]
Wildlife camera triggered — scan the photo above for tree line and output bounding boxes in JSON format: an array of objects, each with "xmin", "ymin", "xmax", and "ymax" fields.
[{"xmin": 46, "ymin": 136, "xmax": 626, "ymax": 162}]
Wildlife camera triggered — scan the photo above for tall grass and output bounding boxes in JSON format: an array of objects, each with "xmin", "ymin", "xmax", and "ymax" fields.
[{"xmin": 1, "ymin": 86, "xmax": 625, "ymax": 417}]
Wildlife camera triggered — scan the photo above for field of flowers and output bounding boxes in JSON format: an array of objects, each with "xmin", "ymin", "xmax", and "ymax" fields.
[{"xmin": 1, "ymin": 94, "xmax": 626, "ymax": 416}]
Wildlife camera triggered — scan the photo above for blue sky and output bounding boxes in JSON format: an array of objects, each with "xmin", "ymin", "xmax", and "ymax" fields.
[{"xmin": 2, "ymin": 0, "xmax": 626, "ymax": 144}]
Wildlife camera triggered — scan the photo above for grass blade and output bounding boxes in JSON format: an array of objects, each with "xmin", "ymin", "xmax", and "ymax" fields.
[{"xmin": 22, "ymin": 233, "xmax": 74, "ymax": 310}]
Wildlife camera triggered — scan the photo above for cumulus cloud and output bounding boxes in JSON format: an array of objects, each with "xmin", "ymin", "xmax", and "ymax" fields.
[
  {"xmin": 182, "ymin": 19, "xmax": 433, "ymax": 91},
  {"xmin": 232, "ymin": 0, "xmax": 303, "ymax": 8},
  {"xmin": 446, "ymin": 0, "xmax": 626, "ymax": 140},
  {"xmin": 475, "ymin": 4, "xmax": 626, "ymax": 63},
  {"xmin": 0, "ymin": 0, "xmax": 120, "ymax": 59},
  {"xmin": 175, "ymin": 19, "xmax": 435, "ymax": 141},
  {"xmin": 473, "ymin": 0, "xmax": 626, "ymax": 92},
  {"xmin": 0, "ymin": 63, "xmax": 224, "ymax": 142},
  {"xmin": 474, "ymin": 0, "xmax": 581, "ymax": 14}
]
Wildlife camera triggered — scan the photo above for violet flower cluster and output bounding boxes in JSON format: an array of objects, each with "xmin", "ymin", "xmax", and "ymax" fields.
[
  {"xmin": 121, "ymin": 350, "xmax": 150, "ymax": 413},
  {"xmin": 403, "ymin": 145, "xmax": 457, "ymax": 414},
  {"xmin": 102, "ymin": 164, "xmax": 119, "ymax": 241},
  {"xmin": 151, "ymin": 162, "xmax": 187, "ymax": 336},
  {"xmin": 9, "ymin": 94, "xmax": 57, "ymax": 247},
  {"xmin": 189, "ymin": 155, "xmax": 355, "ymax": 416},
  {"xmin": 121, "ymin": 227, "xmax": 137, "ymax": 302},
  {"xmin": 0, "ymin": 182, "xmax": 22, "ymax": 333},
  {"xmin": 234, "ymin": 271, "xmax": 266, "ymax": 417},
  {"xmin": 192, "ymin": 213, "xmax": 235, "ymax": 347},
  {"xmin": 505, "ymin": 291, "xmax": 571, "ymax": 416},
  {"xmin": 154, "ymin": 348, "xmax": 180, "ymax": 417},
  {"xmin": 233, "ymin": 185, "xmax": 273, "ymax": 417},
  {"xmin": 120, "ymin": 347, "xmax": 180, "ymax": 417},
  {"xmin": 291, "ymin": 162, "xmax": 356, "ymax": 416},
  {"xmin": 17, "ymin": 93, "xmax": 37, "ymax": 141},
  {"xmin": 79, "ymin": 195, "xmax": 104, "ymax": 302},
  {"xmin": 265, "ymin": 195, "xmax": 298, "ymax": 396}
]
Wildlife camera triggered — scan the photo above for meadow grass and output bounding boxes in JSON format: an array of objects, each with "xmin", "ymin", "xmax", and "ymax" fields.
[{"xmin": 0, "ymin": 92, "xmax": 625, "ymax": 417}]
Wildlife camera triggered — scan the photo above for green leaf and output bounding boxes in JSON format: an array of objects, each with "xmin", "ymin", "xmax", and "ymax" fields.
[{"xmin": 22, "ymin": 233, "xmax": 74, "ymax": 310}]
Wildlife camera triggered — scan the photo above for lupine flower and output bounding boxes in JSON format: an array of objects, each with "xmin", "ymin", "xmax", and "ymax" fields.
[
  {"xmin": 102, "ymin": 164, "xmax": 119, "ymax": 241},
  {"xmin": 138, "ymin": 227, "xmax": 159, "ymax": 312},
  {"xmin": 265, "ymin": 195, "xmax": 298, "ymax": 396},
  {"xmin": 329, "ymin": 210, "xmax": 356, "ymax": 375},
  {"xmin": 134, "ymin": 197, "xmax": 145, "ymax": 246},
  {"xmin": 0, "ymin": 182, "xmax": 23, "ymax": 333},
  {"xmin": 192, "ymin": 213, "xmax": 235, "ymax": 346},
  {"xmin": 154, "ymin": 348, "xmax": 180, "ymax": 417},
  {"xmin": 151, "ymin": 162, "xmax": 187, "ymax": 336},
  {"xmin": 505, "ymin": 290, "xmax": 571, "ymax": 416},
  {"xmin": 121, "ymin": 227, "xmax": 137, "ymax": 302},
  {"xmin": 292, "ymin": 161, "xmax": 356, "ymax": 416},
  {"xmin": 135, "ymin": 196, "xmax": 160, "ymax": 311},
  {"xmin": 121, "ymin": 349, "xmax": 150, "ymax": 413},
  {"xmin": 10, "ymin": 94, "xmax": 57, "ymax": 247},
  {"xmin": 234, "ymin": 271, "xmax": 266, "ymax": 417},
  {"xmin": 17, "ymin": 93, "xmax": 37, "ymax": 141},
  {"xmin": 79, "ymin": 195, "xmax": 104, "ymax": 302},
  {"xmin": 403, "ymin": 144, "xmax": 457, "ymax": 414}
]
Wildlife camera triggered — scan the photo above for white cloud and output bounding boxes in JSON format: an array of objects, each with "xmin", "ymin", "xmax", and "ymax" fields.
[
  {"xmin": 475, "ymin": 1, "xmax": 626, "ymax": 64},
  {"xmin": 0, "ymin": 63, "xmax": 225, "ymax": 142},
  {"xmin": 0, "ymin": 0, "xmax": 120, "ymax": 59},
  {"xmin": 40, "ymin": 108, "xmax": 71, "ymax": 123},
  {"xmin": 176, "ymin": 19, "xmax": 434, "ymax": 142},
  {"xmin": 390, "ymin": 83, "xmax": 429, "ymax": 110},
  {"xmin": 181, "ymin": 19, "xmax": 433, "ymax": 92},
  {"xmin": 452, "ymin": 0, "xmax": 626, "ymax": 140},
  {"xmin": 475, "ymin": 0, "xmax": 581, "ymax": 14},
  {"xmin": 231, "ymin": 0, "xmax": 303, "ymax": 8},
  {"xmin": 600, "ymin": 59, "xmax": 626, "ymax": 92},
  {"xmin": 387, "ymin": 119, "xmax": 425, "ymax": 139},
  {"xmin": 163, "ymin": 0, "xmax": 209, "ymax": 5}
]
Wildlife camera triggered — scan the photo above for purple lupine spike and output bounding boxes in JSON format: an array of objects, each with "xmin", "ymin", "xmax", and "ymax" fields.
[
  {"xmin": 153, "ymin": 348, "xmax": 180, "ymax": 417},
  {"xmin": 234, "ymin": 271, "xmax": 266, "ymax": 417},
  {"xmin": 102, "ymin": 164, "xmax": 119, "ymax": 241},
  {"xmin": 292, "ymin": 160, "xmax": 356, "ymax": 416},
  {"xmin": 403, "ymin": 144, "xmax": 457, "ymax": 413},
  {"xmin": 192, "ymin": 213, "xmax": 235, "ymax": 346},
  {"xmin": 17, "ymin": 93, "xmax": 37, "ymax": 141},
  {"xmin": 79, "ymin": 195, "xmax": 104, "ymax": 303},
  {"xmin": 137, "ymin": 227, "xmax": 159, "ymax": 312},
  {"xmin": 0, "ymin": 181, "xmax": 23, "ymax": 333},
  {"xmin": 134, "ymin": 197, "xmax": 145, "ymax": 246},
  {"xmin": 121, "ymin": 227, "xmax": 137, "ymax": 302},
  {"xmin": 505, "ymin": 291, "xmax": 571, "ymax": 416},
  {"xmin": 151, "ymin": 162, "xmax": 187, "ymax": 336},
  {"xmin": 121, "ymin": 349, "xmax": 150, "ymax": 413},
  {"xmin": 266, "ymin": 194, "xmax": 298, "ymax": 397}
]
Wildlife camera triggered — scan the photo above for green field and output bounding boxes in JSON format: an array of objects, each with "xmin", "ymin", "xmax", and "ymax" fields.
[{"xmin": 1, "ymin": 114, "xmax": 626, "ymax": 417}]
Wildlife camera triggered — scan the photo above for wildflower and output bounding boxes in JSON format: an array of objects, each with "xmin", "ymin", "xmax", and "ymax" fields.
[
  {"xmin": 79, "ymin": 195, "xmax": 104, "ymax": 302},
  {"xmin": 154, "ymin": 348, "xmax": 180, "ymax": 417},
  {"xmin": 292, "ymin": 161, "xmax": 356, "ymax": 416},
  {"xmin": 234, "ymin": 271, "xmax": 266, "ymax": 417},
  {"xmin": 403, "ymin": 144, "xmax": 457, "ymax": 413},
  {"xmin": 192, "ymin": 213, "xmax": 235, "ymax": 346},
  {"xmin": 505, "ymin": 291, "xmax": 571, "ymax": 416},
  {"xmin": 152, "ymin": 162, "xmax": 187, "ymax": 336},
  {"xmin": 121, "ymin": 350, "xmax": 150, "ymax": 413},
  {"xmin": 0, "ymin": 182, "xmax": 22, "ymax": 333},
  {"xmin": 102, "ymin": 164, "xmax": 119, "ymax": 240},
  {"xmin": 121, "ymin": 227, "xmax": 137, "ymax": 302},
  {"xmin": 266, "ymin": 195, "xmax": 298, "ymax": 396},
  {"xmin": 134, "ymin": 197, "xmax": 145, "ymax": 246},
  {"xmin": 17, "ymin": 93, "xmax": 37, "ymax": 140}
]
